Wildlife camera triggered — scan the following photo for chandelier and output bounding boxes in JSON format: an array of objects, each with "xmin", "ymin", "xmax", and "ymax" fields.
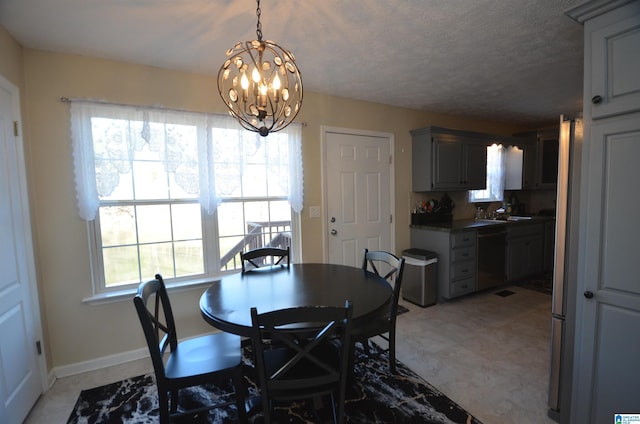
[{"xmin": 217, "ymin": 0, "xmax": 303, "ymax": 137}]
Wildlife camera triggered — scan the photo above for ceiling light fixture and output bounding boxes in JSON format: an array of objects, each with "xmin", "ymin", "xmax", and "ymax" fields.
[{"xmin": 217, "ymin": 0, "xmax": 303, "ymax": 137}]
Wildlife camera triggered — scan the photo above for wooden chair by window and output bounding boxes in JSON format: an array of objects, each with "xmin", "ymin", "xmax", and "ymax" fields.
[
  {"xmin": 133, "ymin": 274, "xmax": 247, "ymax": 423},
  {"xmin": 354, "ymin": 248, "xmax": 405, "ymax": 373},
  {"xmin": 241, "ymin": 246, "xmax": 290, "ymax": 272},
  {"xmin": 250, "ymin": 301, "xmax": 353, "ymax": 424}
]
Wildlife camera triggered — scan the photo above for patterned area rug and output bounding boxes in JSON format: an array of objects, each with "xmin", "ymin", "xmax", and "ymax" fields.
[{"xmin": 67, "ymin": 342, "xmax": 481, "ymax": 424}]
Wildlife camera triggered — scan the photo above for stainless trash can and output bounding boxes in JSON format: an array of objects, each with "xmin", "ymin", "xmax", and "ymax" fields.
[{"xmin": 402, "ymin": 248, "xmax": 438, "ymax": 307}]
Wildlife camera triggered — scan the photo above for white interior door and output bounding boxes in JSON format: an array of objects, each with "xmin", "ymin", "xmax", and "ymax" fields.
[
  {"xmin": 0, "ymin": 77, "xmax": 44, "ymax": 423},
  {"xmin": 573, "ymin": 114, "xmax": 640, "ymax": 423},
  {"xmin": 323, "ymin": 128, "xmax": 393, "ymax": 267}
]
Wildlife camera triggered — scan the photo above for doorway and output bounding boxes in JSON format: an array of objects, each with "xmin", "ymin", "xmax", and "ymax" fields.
[
  {"xmin": 321, "ymin": 127, "xmax": 395, "ymax": 266},
  {"xmin": 0, "ymin": 75, "xmax": 46, "ymax": 423}
]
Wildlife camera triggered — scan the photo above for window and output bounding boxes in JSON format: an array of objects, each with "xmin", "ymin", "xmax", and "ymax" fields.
[
  {"xmin": 469, "ymin": 143, "xmax": 505, "ymax": 203},
  {"xmin": 71, "ymin": 101, "xmax": 302, "ymax": 294}
]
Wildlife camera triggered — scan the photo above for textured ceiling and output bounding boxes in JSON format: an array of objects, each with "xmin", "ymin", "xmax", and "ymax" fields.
[{"xmin": 0, "ymin": 0, "xmax": 586, "ymax": 127}]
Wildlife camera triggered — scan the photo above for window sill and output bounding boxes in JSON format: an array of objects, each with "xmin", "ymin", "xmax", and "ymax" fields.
[{"xmin": 81, "ymin": 278, "xmax": 220, "ymax": 305}]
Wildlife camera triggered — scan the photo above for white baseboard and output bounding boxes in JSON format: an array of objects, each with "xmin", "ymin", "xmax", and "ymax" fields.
[{"xmin": 53, "ymin": 347, "xmax": 149, "ymax": 379}]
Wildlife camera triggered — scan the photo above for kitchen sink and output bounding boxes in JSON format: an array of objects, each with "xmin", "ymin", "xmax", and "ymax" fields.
[
  {"xmin": 477, "ymin": 216, "xmax": 533, "ymax": 223},
  {"xmin": 507, "ymin": 216, "xmax": 533, "ymax": 221}
]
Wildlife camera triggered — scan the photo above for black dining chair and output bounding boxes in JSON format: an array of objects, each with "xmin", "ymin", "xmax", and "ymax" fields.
[
  {"xmin": 133, "ymin": 274, "xmax": 248, "ymax": 423},
  {"xmin": 354, "ymin": 248, "xmax": 405, "ymax": 374},
  {"xmin": 249, "ymin": 301, "xmax": 353, "ymax": 424},
  {"xmin": 241, "ymin": 246, "xmax": 290, "ymax": 272}
]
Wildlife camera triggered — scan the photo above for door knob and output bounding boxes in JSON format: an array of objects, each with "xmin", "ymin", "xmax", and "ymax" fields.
[
  {"xmin": 330, "ymin": 217, "xmax": 336, "ymax": 223},
  {"xmin": 331, "ymin": 229, "xmax": 337, "ymax": 235},
  {"xmin": 591, "ymin": 95, "xmax": 603, "ymax": 104},
  {"xmin": 584, "ymin": 291, "xmax": 594, "ymax": 299}
]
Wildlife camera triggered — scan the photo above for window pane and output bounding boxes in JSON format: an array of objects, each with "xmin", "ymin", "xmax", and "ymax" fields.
[
  {"xmin": 242, "ymin": 164, "xmax": 268, "ymax": 197},
  {"xmin": 245, "ymin": 201, "xmax": 270, "ymax": 226},
  {"xmin": 217, "ymin": 203, "xmax": 245, "ymax": 237},
  {"xmin": 103, "ymin": 245, "xmax": 140, "ymax": 287},
  {"xmin": 103, "ymin": 171, "xmax": 134, "ymax": 200},
  {"xmin": 215, "ymin": 163, "xmax": 242, "ymax": 198},
  {"xmin": 174, "ymin": 240, "xmax": 204, "ymax": 276},
  {"xmin": 172, "ymin": 203, "xmax": 202, "ymax": 240},
  {"xmin": 139, "ymin": 242, "xmax": 175, "ymax": 279},
  {"xmin": 270, "ymin": 200, "xmax": 292, "ymax": 222},
  {"xmin": 219, "ymin": 235, "xmax": 244, "ymax": 271},
  {"xmin": 137, "ymin": 205, "xmax": 172, "ymax": 243},
  {"xmin": 100, "ymin": 206, "xmax": 136, "ymax": 246},
  {"xmin": 133, "ymin": 161, "xmax": 169, "ymax": 200}
]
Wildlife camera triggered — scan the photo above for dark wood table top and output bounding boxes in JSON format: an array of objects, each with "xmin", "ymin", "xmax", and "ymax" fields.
[{"xmin": 199, "ymin": 263, "xmax": 392, "ymax": 337}]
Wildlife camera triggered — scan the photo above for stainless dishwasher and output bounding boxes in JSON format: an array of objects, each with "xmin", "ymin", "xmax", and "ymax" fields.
[{"xmin": 476, "ymin": 226, "xmax": 507, "ymax": 290}]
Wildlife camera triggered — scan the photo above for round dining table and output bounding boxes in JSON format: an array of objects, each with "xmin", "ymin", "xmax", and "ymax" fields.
[{"xmin": 199, "ymin": 263, "xmax": 393, "ymax": 337}]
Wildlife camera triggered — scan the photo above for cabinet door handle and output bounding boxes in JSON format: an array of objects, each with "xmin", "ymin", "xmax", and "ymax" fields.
[
  {"xmin": 592, "ymin": 95, "xmax": 603, "ymax": 104},
  {"xmin": 584, "ymin": 291, "xmax": 594, "ymax": 299}
]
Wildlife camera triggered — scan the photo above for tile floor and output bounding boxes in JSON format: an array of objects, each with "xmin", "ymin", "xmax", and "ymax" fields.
[{"xmin": 24, "ymin": 284, "xmax": 555, "ymax": 424}]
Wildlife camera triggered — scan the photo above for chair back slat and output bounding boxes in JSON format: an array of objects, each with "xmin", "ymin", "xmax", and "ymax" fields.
[{"xmin": 241, "ymin": 246, "xmax": 290, "ymax": 272}]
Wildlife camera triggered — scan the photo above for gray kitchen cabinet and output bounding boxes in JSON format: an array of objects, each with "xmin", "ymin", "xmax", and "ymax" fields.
[
  {"xmin": 505, "ymin": 222, "xmax": 544, "ymax": 282},
  {"xmin": 410, "ymin": 228, "xmax": 477, "ymax": 300},
  {"xmin": 411, "ymin": 126, "xmax": 488, "ymax": 191},
  {"xmin": 566, "ymin": 2, "xmax": 640, "ymax": 421},
  {"xmin": 521, "ymin": 140, "xmax": 538, "ymax": 189},
  {"xmin": 513, "ymin": 128, "xmax": 559, "ymax": 189},
  {"xmin": 536, "ymin": 129, "xmax": 559, "ymax": 189},
  {"xmin": 588, "ymin": 3, "xmax": 640, "ymax": 120}
]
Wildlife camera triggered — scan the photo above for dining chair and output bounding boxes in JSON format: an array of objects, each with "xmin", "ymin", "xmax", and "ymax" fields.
[
  {"xmin": 249, "ymin": 301, "xmax": 353, "ymax": 424},
  {"xmin": 354, "ymin": 248, "xmax": 405, "ymax": 374},
  {"xmin": 241, "ymin": 246, "xmax": 290, "ymax": 272},
  {"xmin": 133, "ymin": 274, "xmax": 248, "ymax": 423}
]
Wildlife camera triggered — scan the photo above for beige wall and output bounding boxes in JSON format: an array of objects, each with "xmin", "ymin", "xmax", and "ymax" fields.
[
  {"xmin": 0, "ymin": 26, "xmax": 23, "ymax": 87},
  {"xmin": 15, "ymin": 47, "xmax": 528, "ymax": 371}
]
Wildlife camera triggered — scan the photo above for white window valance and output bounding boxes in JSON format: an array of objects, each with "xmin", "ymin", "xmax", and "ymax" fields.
[{"xmin": 70, "ymin": 101, "xmax": 303, "ymax": 220}]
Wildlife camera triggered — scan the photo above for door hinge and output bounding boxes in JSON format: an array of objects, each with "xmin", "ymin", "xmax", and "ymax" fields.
[
  {"xmin": 390, "ymin": 214, "xmax": 393, "ymax": 223},
  {"xmin": 36, "ymin": 340, "xmax": 42, "ymax": 355},
  {"xmin": 14, "ymin": 121, "xmax": 19, "ymax": 137},
  {"xmin": 389, "ymin": 155, "xmax": 392, "ymax": 165}
]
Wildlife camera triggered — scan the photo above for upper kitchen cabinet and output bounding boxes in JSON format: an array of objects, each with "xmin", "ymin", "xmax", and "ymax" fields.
[
  {"xmin": 411, "ymin": 126, "xmax": 489, "ymax": 191},
  {"xmin": 514, "ymin": 127, "xmax": 559, "ymax": 189},
  {"xmin": 536, "ymin": 129, "xmax": 560, "ymax": 189},
  {"xmin": 587, "ymin": 4, "xmax": 640, "ymax": 119}
]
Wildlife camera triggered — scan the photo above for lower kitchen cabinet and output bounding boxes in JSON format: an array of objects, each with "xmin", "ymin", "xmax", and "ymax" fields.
[
  {"xmin": 506, "ymin": 222, "xmax": 544, "ymax": 282},
  {"xmin": 410, "ymin": 228, "xmax": 477, "ymax": 300}
]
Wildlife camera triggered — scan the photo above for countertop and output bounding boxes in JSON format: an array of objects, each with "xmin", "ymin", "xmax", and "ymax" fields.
[{"xmin": 410, "ymin": 216, "xmax": 555, "ymax": 233}]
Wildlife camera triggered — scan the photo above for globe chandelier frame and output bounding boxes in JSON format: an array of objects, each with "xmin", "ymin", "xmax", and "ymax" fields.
[{"xmin": 217, "ymin": 0, "xmax": 303, "ymax": 137}]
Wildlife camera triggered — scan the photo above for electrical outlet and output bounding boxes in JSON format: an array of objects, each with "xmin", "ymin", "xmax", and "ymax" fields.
[{"xmin": 309, "ymin": 206, "xmax": 320, "ymax": 218}]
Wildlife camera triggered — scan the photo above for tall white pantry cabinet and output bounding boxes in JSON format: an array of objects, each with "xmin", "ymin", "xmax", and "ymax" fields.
[{"xmin": 566, "ymin": 1, "xmax": 640, "ymax": 423}]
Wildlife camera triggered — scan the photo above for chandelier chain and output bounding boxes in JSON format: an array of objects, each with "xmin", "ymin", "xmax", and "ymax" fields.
[{"xmin": 256, "ymin": 0, "xmax": 263, "ymax": 41}]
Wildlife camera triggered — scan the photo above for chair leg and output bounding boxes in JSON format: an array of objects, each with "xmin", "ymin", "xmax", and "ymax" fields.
[
  {"xmin": 389, "ymin": 329, "xmax": 396, "ymax": 374},
  {"xmin": 233, "ymin": 366, "xmax": 248, "ymax": 424},
  {"xmin": 362, "ymin": 339, "xmax": 370, "ymax": 355},
  {"xmin": 261, "ymin": 390, "xmax": 272, "ymax": 424},
  {"xmin": 158, "ymin": 390, "xmax": 171, "ymax": 424}
]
